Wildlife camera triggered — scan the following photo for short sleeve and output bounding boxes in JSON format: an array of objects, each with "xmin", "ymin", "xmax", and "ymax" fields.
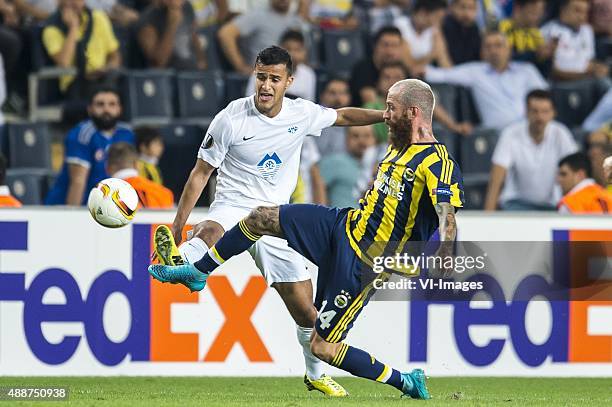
[
  {"xmin": 233, "ymin": 11, "xmax": 259, "ymax": 36},
  {"xmin": 197, "ymin": 111, "xmax": 233, "ymax": 167},
  {"xmin": 424, "ymin": 147, "xmax": 464, "ymax": 207},
  {"xmin": 304, "ymin": 100, "xmax": 338, "ymax": 137},
  {"xmin": 491, "ymin": 129, "xmax": 514, "ymax": 169},
  {"xmin": 95, "ymin": 11, "xmax": 119, "ymax": 53},
  {"xmin": 524, "ymin": 63, "xmax": 548, "ymax": 90},
  {"xmin": 65, "ymin": 128, "xmax": 92, "ymax": 168},
  {"xmin": 42, "ymin": 25, "xmax": 65, "ymax": 57},
  {"xmin": 557, "ymin": 123, "xmax": 578, "ymax": 156}
]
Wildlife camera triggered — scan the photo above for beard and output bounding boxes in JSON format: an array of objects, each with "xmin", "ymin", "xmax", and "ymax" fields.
[
  {"xmin": 388, "ymin": 116, "xmax": 411, "ymax": 149},
  {"xmin": 91, "ymin": 113, "xmax": 119, "ymax": 131}
]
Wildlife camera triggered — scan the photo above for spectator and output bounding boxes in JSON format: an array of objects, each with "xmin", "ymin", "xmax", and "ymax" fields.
[
  {"xmin": 217, "ymin": 0, "xmax": 303, "ymax": 75},
  {"xmin": 591, "ymin": 0, "xmax": 612, "ymax": 37},
  {"xmin": 367, "ymin": 0, "xmax": 407, "ymax": 35},
  {"xmin": 364, "ymin": 62, "xmax": 472, "ymax": 141},
  {"xmin": 605, "ymin": 155, "xmax": 612, "ymax": 191},
  {"xmin": 13, "ymin": 0, "xmax": 54, "ymax": 22},
  {"xmin": 106, "ymin": 142, "xmax": 174, "ymax": 208},
  {"xmin": 245, "ymin": 30, "xmax": 315, "ymax": 101},
  {"xmin": 349, "ymin": 25, "xmax": 403, "ymax": 106},
  {"xmin": 315, "ymin": 77, "xmax": 351, "ymax": 156},
  {"xmin": 586, "ymin": 123, "xmax": 612, "ymax": 188},
  {"xmin": 138, "ymin": 0, "xmax": 207, "ymax": 70},
  {"xmin": 0, "ymin": 152, "xmax": 22, "ymax": 208},
  {"xmin": 191, "ymin": 0, "xmax": 228, "ymax": 27},
  {"xmin": 134, "ymin": 126, "xmax": 165, "ymax": 185},
  {"xmin": 45, "ymin": 86, "xmax": 134, "ymax": 206},
  {"xmin": 86, "ymin": 0, "xmax": 139, "ymax": 27},
  {"xmin": 485, "ymin": 89, "xmax": 578, "ymax": 211},
  {"xmin": 499, "ymin": 0, "xmax": 553, "ymax": 69},
  {"xmin": 557, "ymin": 152, "xmax": 612, "ymax": 213},
  {"xmin": 290, "ymin": 137, "xmax": 327, "ymax": 204},
  {"xmin": 541, "ymin": 0, "xmax": 609, "ymax": 82},
  {"xmin": 0, "ymin": 53, "xmax": 5, "ymax": 137},
  {"xmin": 394, "ymin": 0, "xmax": 451, "ymax": 69},
  {"xmin": 299, "ymin": 0, "xmax": 359, "ymax": 30},
  {"xmin": 319, "ymin": 125, "xmax": 375, "ymax": 208},
  {"xmin": 442, "ymin": 0, "xmax": 481, "ymax": 65},
  {"xmin": 42, "ymin": 0, "xmax": 121, "ymax": 99},
  {"xmin": 583, "ymin": 88, "xmax": 612, "ymax": 132},
  {"xmin": 424, "ymin": 30, "xmax": 548, "ymax": 130}
]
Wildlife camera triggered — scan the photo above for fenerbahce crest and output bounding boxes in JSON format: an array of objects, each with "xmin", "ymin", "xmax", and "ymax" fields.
[
  {"xmin": 334, "ymin": 290, "xmax": 352, "ymax": 309},
  {"xmin": 403, "ymin": 167, "xmax": 415, "ymax": 183}
]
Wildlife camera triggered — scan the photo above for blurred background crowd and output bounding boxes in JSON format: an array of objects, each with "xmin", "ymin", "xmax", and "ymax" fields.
[{"xmin": 0, "ymin": 0, "xmax": 611, "ymax": 213}]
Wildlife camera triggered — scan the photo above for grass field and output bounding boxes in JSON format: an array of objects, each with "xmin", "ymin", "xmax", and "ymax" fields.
[{"xmin": 1, "ymin": 377, "xmax": 611, "ymax": 406}]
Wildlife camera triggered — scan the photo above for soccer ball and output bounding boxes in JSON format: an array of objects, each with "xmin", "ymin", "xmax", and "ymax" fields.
[{"xmin": 87, "ymin": 178, "xmax": 139, "ymax": 228}]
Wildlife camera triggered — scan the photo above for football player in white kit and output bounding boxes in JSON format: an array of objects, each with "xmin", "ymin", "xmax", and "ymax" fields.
[{"xmin": 151, "ymin": 46, "xmax": 384, "ymax": 396}]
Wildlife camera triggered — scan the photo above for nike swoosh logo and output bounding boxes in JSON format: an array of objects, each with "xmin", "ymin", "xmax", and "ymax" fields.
[{"xmin": 243, "ymin": 135, "xmax": 255, "ymax": 141}]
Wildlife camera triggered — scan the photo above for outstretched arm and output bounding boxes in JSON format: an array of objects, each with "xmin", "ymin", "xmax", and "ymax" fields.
[{"xmin": 335, "ymin": 107, "xmax": 384, "ymax": 126}]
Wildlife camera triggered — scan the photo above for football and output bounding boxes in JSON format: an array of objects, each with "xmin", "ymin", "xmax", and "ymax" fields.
[{"xmin": 87, "ymin": 178, "xmax": 139, "ymax": 228}]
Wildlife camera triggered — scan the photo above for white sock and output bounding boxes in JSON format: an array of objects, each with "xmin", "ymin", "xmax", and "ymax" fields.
[
  {"xmin": 178, "ymin": 237, "xmax": 209, "ymax": 264},
  {"xmin": 296, "ymin": 325, "xmax": 324, "ymax": 380}
]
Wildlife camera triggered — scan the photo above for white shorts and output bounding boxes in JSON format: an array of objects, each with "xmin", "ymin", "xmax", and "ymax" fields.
[{"xmin": 204, "ymin": 203, "xmax": 311, "ymax": 286}]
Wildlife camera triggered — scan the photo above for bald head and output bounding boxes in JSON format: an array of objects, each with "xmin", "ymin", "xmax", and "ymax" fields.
[{"xmin": 388, "ymin": 79, "xmax": 435, "ymax": 124}]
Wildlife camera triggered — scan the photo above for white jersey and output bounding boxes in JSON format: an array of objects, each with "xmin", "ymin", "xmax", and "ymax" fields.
[{"xmin": 198, "ymin": 96, "xmax": 338, "ymax": 208}]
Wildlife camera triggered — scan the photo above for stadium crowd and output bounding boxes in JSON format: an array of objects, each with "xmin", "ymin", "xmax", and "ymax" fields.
[{"xmin": 0, "ymin": 0, "xmax": 611, "ymax": 212}]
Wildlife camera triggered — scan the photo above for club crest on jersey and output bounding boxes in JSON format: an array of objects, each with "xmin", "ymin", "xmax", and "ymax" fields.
[
  {"xmin": 287, "ymin": 126, "xmax": 298, "ymax": 134},
  {"xmin": 403, "ymin": 167, "xmax": 415, "ymax": 183},
  {"xmin": 334, "ymin": 290, "xmax": 351, "ymax": 309},
  {"xmin": 257, "ymin": 153, "xmax": 282, "ymax": 181}
]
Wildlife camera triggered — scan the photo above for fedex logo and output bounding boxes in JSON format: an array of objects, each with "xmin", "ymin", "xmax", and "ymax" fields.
[
  {"xmin": 409, "ymin": 230, "xmax": 612, "ymax": 367},
  {"xmin": 0, "ymin": 222, "xmax": 272, "ymax": 366}
]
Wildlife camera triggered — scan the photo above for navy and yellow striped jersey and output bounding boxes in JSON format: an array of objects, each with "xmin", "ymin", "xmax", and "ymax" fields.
[{"xmin": 345, "ymin": 142, "xmax": 464, "ymax": 264}]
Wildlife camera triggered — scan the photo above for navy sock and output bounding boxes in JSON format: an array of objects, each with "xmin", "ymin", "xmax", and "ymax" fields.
[
  {"xmin": 193, "ymin": 220, "xmax": 261, "ymax": 273},
  {"xmin": 331, "ymin": 343, "xmax": 404, "ymax": 391}
]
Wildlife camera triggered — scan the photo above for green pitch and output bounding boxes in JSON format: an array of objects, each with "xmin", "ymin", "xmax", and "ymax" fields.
[{"xmin": 1, "ymin": 377, "xmax": 611, "ymax": 406}]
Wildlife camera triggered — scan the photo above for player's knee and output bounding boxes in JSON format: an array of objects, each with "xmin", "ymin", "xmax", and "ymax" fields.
[
  {"xmin": 309, "ymin": 335, "xmax": 336, "ymax": 363},
  {"xmin": 245, "ymin": 206, "xmax": 280, "ymax": 235},
  {"xmin": 194, "ymin": 221, "xmax": 224, "ymax": 246},
  {"xmin": 293, "ymin": 308, "xmax": 316, "ymax": 327}
]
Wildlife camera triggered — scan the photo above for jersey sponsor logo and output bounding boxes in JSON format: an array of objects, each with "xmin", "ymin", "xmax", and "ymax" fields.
[
  {"xmin": 202, "ymin": 134, "xmax": 214, "ymax": 149},
  {"xmin": 374, "ymin": 172, "xmax": 405, "ymax": 201},
  {"xmin": 242, "ymin": 135, "xmax": 255, "ymax": 141},
  {"xmin": 257, "ymin": 153, "xmax": 282, "ymax": 181},
  {"xmin": 287, "ymin": 126, "xmax": 298, "ymax": 134}
]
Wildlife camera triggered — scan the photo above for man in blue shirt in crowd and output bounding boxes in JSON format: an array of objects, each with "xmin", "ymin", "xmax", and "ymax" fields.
[{"xmin": 46, "ymin": 86, "xmax": 134, "ymax": 205}]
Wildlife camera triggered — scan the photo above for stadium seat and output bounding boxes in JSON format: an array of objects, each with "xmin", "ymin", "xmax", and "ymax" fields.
[
  {"xmin": 122, "ymin": 70, "xmax": 174, "ymax": 124},
  {"xmin": 158, "ymin": 123, "xmax": 210, "ymax": 205},
  {"xmin": 320, "ymin": 30, "xmax": 365, "ymax": 77},
  {"xmin": 551, "ymin": 80, "xmax": 599, "ymax": 128},
  {"xmin": 462, "ymin": 175, "xmax": 489, "ymax": 210},
  {"xmin": 431, "ymin": 83, "xmax": 459, "ymax": 120},
  {"xmin": 5, "ymin": 168, "xmax": 52, "ymax": 205},
  {"xmin": 433, "ymin": 126, "xmax": 459, "ymax": 160},
  {"xmin": 459, "ymin": 127, "xmax": 499, "ymax": 176},
  {"xmin": 224, "ymin": 73, "xmax": 249, "ymax": 105},
  {"xmin": 7, "ymin": 122, "xmax": 52, "ymax": 169},
  {"xmin": 197, "ymin": 25, "xmax": 225, "ymax": 72},
  {"xmin": 175, "ymin": 71, "xmax": 224, "ymax": 123},
  {"xmin": 457, "ymin": 86, "xmax": 481, "ymax": 124}
]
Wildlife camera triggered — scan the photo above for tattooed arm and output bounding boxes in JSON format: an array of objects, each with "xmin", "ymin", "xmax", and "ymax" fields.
[{"xmin": 433, "ymin": 202, "xmax": 457, "ymax": 277}]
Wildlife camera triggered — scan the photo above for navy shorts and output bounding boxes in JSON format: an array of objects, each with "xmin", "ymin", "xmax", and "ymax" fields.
[{"xmin": 279, "ymin": 204, "xmax": 383, "ymax": 343}]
